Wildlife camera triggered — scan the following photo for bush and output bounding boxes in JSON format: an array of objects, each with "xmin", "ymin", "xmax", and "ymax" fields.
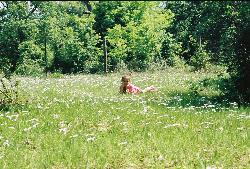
[
  {"xmin": 114, "ymin": 60, "xmax": 129, "ymax": 73},
  {"xmin": 230, "ymin": 28, "xmax": 250, "ymax": 103},
  {"xmin": 161, "ymin": 33, "xmax": 183, "ymax": 67},
  {"xmin": 189, "ymin": 45, "xmax": 211, "ymax": 71},
  {"xmin": 146, "ymin": 60, "xmax": 169, "ymax": 72},
  {"xmin": 15, "ymin": 41, "xmax": 45, "ymax": 76},
  {"xmin": 0, "ymin": 75, "xmax": 21, "ymax": 110},
  {"xmin": 15, "ymin": 59, "xmax": 44, "ymax": 76},
  {"xmin": 105, "ymin": 2, "xmax": 174, "ymax": 71}
]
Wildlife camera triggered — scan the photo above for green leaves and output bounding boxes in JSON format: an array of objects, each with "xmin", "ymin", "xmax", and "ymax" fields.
[
  {"xmin": 0, "ymin": 1, "xmax": 103, "ymax": 74},
  {"xmin": 0, "ymin": 1, "xmax": 172, "ymax": 74},
  {"xmin": 101, "ymin": 1, "xmax": 174, "ymax": 71}
]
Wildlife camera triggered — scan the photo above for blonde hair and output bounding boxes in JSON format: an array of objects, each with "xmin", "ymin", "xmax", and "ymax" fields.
[
  {"xmin": 120, "ymin": 74, "xmax": 131, "ymax": 94},
  {"xmin": 121, "ymin": 75, "xmax": 131, "ymax": 82}
]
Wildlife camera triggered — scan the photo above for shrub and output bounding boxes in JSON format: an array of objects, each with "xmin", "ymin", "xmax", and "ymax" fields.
[
  {"xmin": 189, "ymin": 44, "xmax": 211, "ymax": 71},
  {"xmin": 15, "ymin": 41, "xmax": 45, "ymax": 76},
  {"xmin": 0, "ymin": 74, "xmax": 23, "ymax": 110}
]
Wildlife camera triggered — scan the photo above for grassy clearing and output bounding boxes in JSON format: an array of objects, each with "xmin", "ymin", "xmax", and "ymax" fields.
[{"xmin": 0, "ymin": 68, "xmax": 249, "ymax": 168}]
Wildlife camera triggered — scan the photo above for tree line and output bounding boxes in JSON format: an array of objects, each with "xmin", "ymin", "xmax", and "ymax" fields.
[{"xmin": 0, "ymin": 1, "xmax": 249, "ymax": 102}]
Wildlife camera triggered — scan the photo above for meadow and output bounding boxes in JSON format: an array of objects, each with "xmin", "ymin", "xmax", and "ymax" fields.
[{"xmin": 0, "ymin": 68, "xmax": 249, "ymax": 169}]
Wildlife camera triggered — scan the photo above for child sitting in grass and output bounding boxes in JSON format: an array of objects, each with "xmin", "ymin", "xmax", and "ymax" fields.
[{"xmin": 119, "ymin": 75, "xmax": 157, "ymax": 94}]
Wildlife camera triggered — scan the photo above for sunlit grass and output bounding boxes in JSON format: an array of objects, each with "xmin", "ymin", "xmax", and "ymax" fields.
[{"xmin": 0, "ymin": 68, "xmax": 249, "ymax": 168}]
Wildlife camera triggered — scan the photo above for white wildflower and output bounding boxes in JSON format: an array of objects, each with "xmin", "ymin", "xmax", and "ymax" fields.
[
  {"xmin": 164, "ymin": 123, "xmax": 181, "ymax": 128},
  {"xmin": 3, "ymin": 140, "xmax": 10, "ymax": 147},
  {"xmin": 86, "ymin": 136, "xmax": 96, "ymax": 142},
  {"xmin": 206, "ymin": 166, "xmax": 222, "ymax": 169},
  {"xmin": 59, "ymin": 127, "xmax": 69, "ymax": 135},
  {"xmin": 237, "ymin": 127, "xmax": 244, "ymax": 131},
  {"xmin": 158, "ymin": 155, "xmax": 164, "ymax": 161},
  {"xmin": 70, "ymin": 134, "xmax": 78, "ymax": 138},
  {"xmin": 119, "ymin": 141, "xmax": 128, "ymax": 145},
  {"xmin": 52, "ymin": 114, "xmax": 60, "ymax": 119},
  {"xmin": 6, "ymin": 114, "xmax": 19, "ymax": 121},
  {"xmin": 24, "ymin": 127, "xmax": 32, "ymax": 132}
]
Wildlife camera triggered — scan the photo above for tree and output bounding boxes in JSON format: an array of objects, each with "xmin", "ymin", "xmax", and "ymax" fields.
[
  {"xmin": 0, "ymin": 1, "xmax": 102, "ymax": 75},
  {"xmin": 165, "ymin": 1, "xmax": 250, "ymax": 102},
  {"xmin": 93, "ymin": 1, "xmax": 174, "ymax": 71},
  {"xmin": 0, "ymin": 1, "xmax": 30, "ymax": 73}
]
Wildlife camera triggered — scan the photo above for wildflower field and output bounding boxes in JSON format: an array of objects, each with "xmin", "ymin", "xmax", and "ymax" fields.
[{"xmin": 0, "ymin": 68, "xmax": 249, "ymax": 169}]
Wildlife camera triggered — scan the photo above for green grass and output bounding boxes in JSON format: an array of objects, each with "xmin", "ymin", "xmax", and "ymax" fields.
[{"xmin": 0, "ymin": 68, "xmax": 249, "ymax": 168}]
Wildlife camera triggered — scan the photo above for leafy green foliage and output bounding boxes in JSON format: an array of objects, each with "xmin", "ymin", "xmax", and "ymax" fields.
[
  {"xmin": 189, "ymin": 42, "xmax": 211, "ymax": 71},
  {"xmin": 164, "ymin": 1, "xmax": 250, "ymax": 102},
  {"xmin": 161, "ymin": 33, "xmax": 184, "ymax": 67},
  {"xmin": 215, "ymin": 2, "xmax": 250, "ymax": 102},
  {"xmin": 0, "ymin": 74, "xmax": 24, "ymax": 110},
  {"xmin": 0, "ymin": 1, "xmax": 102, "ymax": 75},
  {"xmin": 103, "ymin": 2, "xmax": 174, "ymax": 71},
  {"xmin": 15, "ymin": 41, "xmax": 44, "ymax": 76},
  {"xmin": 36, "ymin": 2, "xmax": 102, "ymax": 74},
  {"xmin": 0, "ymin": 2, "xmax": 29, "ymax": 73}
]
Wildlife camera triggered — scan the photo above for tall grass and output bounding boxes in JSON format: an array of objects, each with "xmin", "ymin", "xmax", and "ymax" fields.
[{"xmin": 0, "ymin": 68, "xmax": 249, "ymax": 168}]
